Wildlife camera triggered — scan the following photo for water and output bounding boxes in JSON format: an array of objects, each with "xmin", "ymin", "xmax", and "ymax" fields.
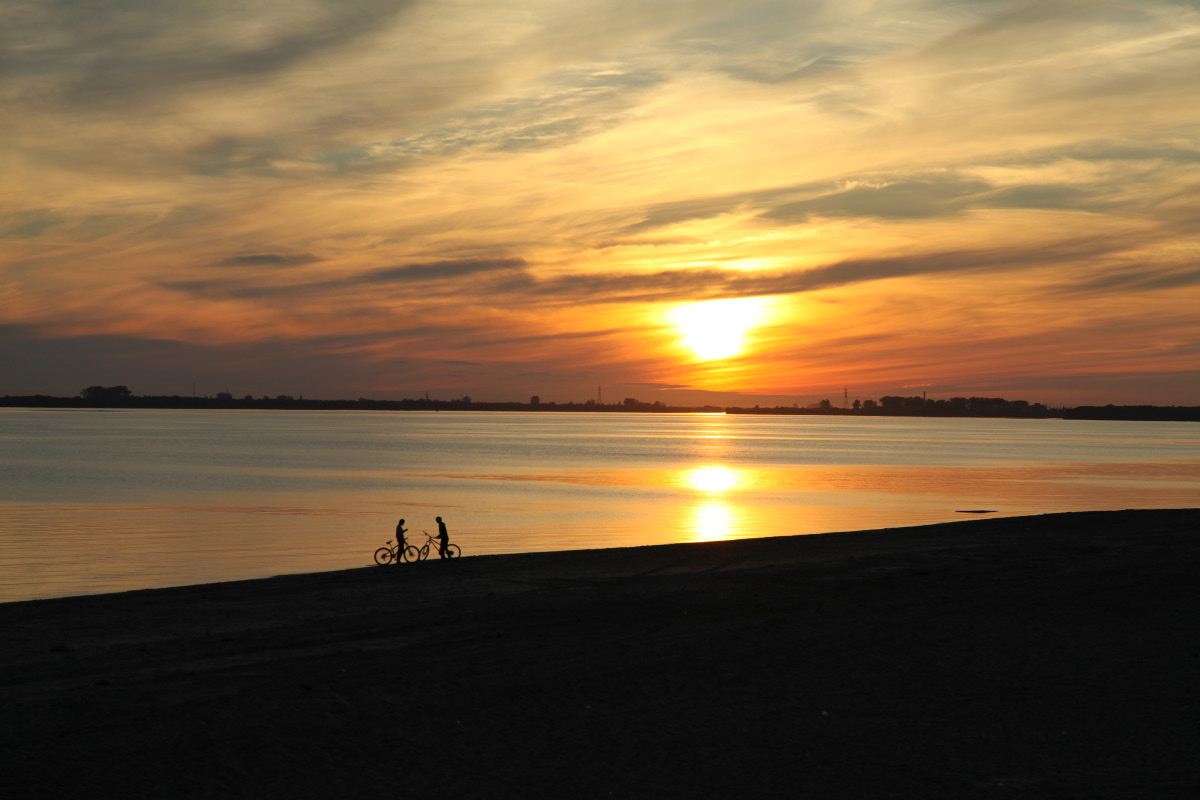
[{"xmin": 2, "ymin": 408, "xmax": 1198, "ymax": 602}]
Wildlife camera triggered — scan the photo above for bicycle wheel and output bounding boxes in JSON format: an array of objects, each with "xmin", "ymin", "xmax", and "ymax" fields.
[
  {"xmin": 445, "ymin": 544, "xmax": 461, "ymax": 559},
  {"xmin": 373, "ymin": 547, "xmax": 393, "ymax": 566},
  {"xmin": 419, "ymin": 544, "xmax": 430, "ymax": 561},
  {"xmin": 401, "ymin": 545, "xmax": 421, "ymax": 563}
]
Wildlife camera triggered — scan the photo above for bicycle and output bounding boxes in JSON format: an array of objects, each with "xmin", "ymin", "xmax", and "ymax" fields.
[
  {"xmin": 418, "ymin": 530, "xmax": 461, "ymax": 560},
  {"xmin": 374, "ymin": 538, "xmax": 421, "ymax": 566}
]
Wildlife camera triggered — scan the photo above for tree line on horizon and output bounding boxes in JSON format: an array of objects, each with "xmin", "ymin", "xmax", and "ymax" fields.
[
  {"xmin": 0, "ymin": 386, "xmax": 1197, "ymax": 421},
  {"xmin": 729, "ymin": 394, "xmax": 1051, "ymax": 418}
]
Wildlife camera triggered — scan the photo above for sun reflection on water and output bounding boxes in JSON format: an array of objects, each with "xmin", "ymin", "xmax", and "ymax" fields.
[
  {"xmin": 689, "ymin": 502, "xmax": 736, "ymax": 542},
  {"xmin": 681, "ymin": 465, "xmax": 745, "ymax": 542},
  {"xmin": 686, "ymin": 465, "xmax": 740, "ymax": 492}
]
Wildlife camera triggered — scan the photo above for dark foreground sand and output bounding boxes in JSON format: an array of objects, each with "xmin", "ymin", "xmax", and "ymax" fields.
[{"xmin": 3, "ymin": 509, "xmax": 1198, "ymax": 799}]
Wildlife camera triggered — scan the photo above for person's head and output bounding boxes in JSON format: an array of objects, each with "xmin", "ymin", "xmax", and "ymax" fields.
[
  {"xmin": 399, "ymin": 518, "xmax": 405, "ymax": 524},
  {"xmin": 436, "ymin": 516, "xmax": 442, "ymax": 522}
]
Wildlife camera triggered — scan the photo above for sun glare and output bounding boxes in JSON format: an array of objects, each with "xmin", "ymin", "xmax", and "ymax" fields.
[
  {"xmin": 670, "ymin": 297, "xmax": 769, "ymax": 361},
  {"xmin": 689, "ymin": 503, "xmax": 735, "ymax": 542},
  {"xmin": 687, "ymin": 466, "xmax": 740, "ymax": 493}
]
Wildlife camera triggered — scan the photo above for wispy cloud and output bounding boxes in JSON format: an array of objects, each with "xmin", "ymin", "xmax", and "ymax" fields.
[
  {"xmin": 162, "ymin": 258, "xmax": 526, "ymax": 300},
  {"xmin": 218, "ymin": 253, "xmax": 324, "ymax": 268}
]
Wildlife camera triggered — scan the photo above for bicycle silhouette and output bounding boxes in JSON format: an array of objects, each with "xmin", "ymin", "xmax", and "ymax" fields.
[
  {"xmin": 374, "ymin": 538, "xmax": 421, "ymax": 566},
  {"xmin": 417, "ymin": 530, "xmax": 461, "ymax": 560}
]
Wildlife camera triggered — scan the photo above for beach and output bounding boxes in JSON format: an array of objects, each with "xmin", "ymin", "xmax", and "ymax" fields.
[{"xmin": 3, "ymin": 508, "xmax": 1198, "ymax": 798}]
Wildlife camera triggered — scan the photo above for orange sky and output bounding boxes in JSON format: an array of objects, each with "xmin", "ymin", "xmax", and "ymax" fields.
[{"xmin": 3, "ymin": 1, "xmax": 1199, "ymax": 405}]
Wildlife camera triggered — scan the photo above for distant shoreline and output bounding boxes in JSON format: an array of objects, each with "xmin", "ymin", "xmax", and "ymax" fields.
[{"xmin": 5, "ymin": 393, "xmax": 1199, "ymax": 421}]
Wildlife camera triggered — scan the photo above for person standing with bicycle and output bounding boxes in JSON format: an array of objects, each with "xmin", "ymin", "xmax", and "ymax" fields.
[
  {"xmin": 395, "ymin": 518, "xmax": 408, "ymax": 564},
  {"xmin": 435, "ymin": 516, "xmax": 450, "ymax": 559}
]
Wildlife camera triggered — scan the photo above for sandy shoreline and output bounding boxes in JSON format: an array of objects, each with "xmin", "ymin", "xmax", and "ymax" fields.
[{"xmin": 3, "ymin": 508, "xmax": 1198, "ymax": 798}]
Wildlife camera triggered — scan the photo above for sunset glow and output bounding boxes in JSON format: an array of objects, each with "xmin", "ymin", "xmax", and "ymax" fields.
[
  {"xmin": 686, "ymin": 466, "xmax": 741, "ymax": 493},
  {"xmin": 688, "ymin": 503, "xmax": 736, "ymax": 543},
  {"xmin": 2, "ymin": 2, "xmax": 1198, "ymax": 405},
  {"xmin": 672, "ymin": 299, "xmax": 769, "ymax": 361}
]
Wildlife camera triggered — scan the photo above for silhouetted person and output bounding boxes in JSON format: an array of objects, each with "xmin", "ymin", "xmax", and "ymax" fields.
[
  {"xmin": 435, "ymin": 516, "xmax": 449, "ymax": 559},
  {"xmin": 395, "ymin": 518, "xmax": 408, "ymax": 563}
]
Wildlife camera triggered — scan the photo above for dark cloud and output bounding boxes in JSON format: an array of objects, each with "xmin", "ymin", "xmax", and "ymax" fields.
[
  {"xmin": 621, "ymin": 180, "xmax": 828, "ymax": 233},
  {"xmin": 367, "ymin": 68, "xmax": 665, "ymax": 166},
  {"xmin": 618, "ymin": 132, "xmax": 1200, "ymax": 236},
  {"xmin": 162, "ymin": 258, "xmax": 526, "ymax": 300},
  {"xmin": 190, "ymin": 136, "xmax": 291, "ymax": 178},
  {"xmin": 723, "ymin": 54, "xmax": 853, "ymax": 85},
  {"xmin": 362, "ymin": 259, "xmax": 525, "ymax": 284},
  {"xmin": 1, "ymin": 210, "xmax": 65, "ymax": 239},
  {"xmin": 454, "ymin": 325, "xmax": 650, "ymax": 352},
  {"xmin": 1057, "ymin": 265, "xmax": 1200, "ymax": 295},
  {"xmin": 163, "ymin": 227, "xmax": 1184, "ymax": 315},
  {"xmin": 0, "ymin": 323, "xmax": 644, "ymax": 402},
  {"xmin": 1052, "ymin": 139, "xmax": 1200, "ymax": 165},
  {"xmin": 0, "ymin": 325, "xmax": 387, "ymax": 399},
  {"xmin": 982, "ymin": 185, "xmax": 1098, "ymax": 212},
  {"xmin": 679, "ymin": 0, "xmax": 860, "ymax": 85},
  {"xmin": 624, "ymin": 170, "xmax": 1125, "ymax": 235},
  {"xmin": 484, "ymin": 236, "xmax": 1128, "ymax": 306},
  {"xmin": 762, "ymin": 175, "xmax": 1123, "ymax": 223},
  {"xmin": 623, "ymin": 197, "xmax": 749, "ymax": 234},
  {"xmin": 14, "ymin": 1, "xmax": 418, "ymax": 109},
  {"xmin": 622, "ymin": 381, "xmax": 692, "ymax": 390},
  {"xmin": 917, "ymin": 0, "xmax": 1108, "ymax": 61},
  {"xmin": 218, "ymin": 253, "xmax": 324, "ymax": 267},
  {"xmin": 0, "ymin": 323, "xmax": 505, "ymax": 400},
  {"xmin": 762, "ymin": 176, "xmax": 991, "ymax": 222}
]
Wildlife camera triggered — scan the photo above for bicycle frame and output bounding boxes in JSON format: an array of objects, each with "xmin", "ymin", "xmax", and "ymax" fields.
[
  {"xmin": 418, "ymin": 531, "xmax": 461, "ymax": 560},
  {"xmin": 374, "ymin": 539, "xmax": 419, "ymax": 566}
]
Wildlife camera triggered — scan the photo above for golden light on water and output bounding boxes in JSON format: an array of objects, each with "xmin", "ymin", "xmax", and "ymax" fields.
[
  {"xmin": 686, "ymin": 466, "xmax": 740, "ymax": 493},
  {"xmin": 670, "ymin": 297, "xmax": 770, "ymax": 361},
  {"xmin": 681, "ymin": 465, "xmax": 743, "ymax": 541},
  {"xmin": 689, "ymin": 503, "xmax": 736, "ymax": 542}
]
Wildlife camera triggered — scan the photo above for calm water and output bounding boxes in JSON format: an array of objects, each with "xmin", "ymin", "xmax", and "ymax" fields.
[{"xmin": 2, "ymin": 408, "xmax": 1198, "ymax": 601}]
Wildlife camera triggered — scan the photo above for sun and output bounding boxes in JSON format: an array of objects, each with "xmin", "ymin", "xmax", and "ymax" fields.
[{"xmin": 670, "ymin": 297, "xmax": 768, "ymax": 361}]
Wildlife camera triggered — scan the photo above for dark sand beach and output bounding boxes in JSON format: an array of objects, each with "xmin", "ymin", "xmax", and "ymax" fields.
[{"xmin": 3, "ymin": 509, "xmax": 1198, "ymax": 798}]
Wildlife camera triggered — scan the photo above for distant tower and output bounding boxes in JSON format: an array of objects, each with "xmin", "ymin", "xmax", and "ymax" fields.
[
  {"xmin": 844, "ymin": 386, "xmax": 849, "ymax": 409},
  {"xmin": 597, "ymin": 384, "xmax": 603, "ymax": 405}
]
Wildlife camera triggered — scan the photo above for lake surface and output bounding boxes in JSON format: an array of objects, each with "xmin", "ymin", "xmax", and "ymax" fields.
[{"xmin": 2, "ymin": 408, "xmax": 1198, "ymax": 601}]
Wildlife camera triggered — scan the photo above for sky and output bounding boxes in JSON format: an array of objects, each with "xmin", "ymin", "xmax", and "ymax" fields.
[{"xmin": 3, "ymin": 0, "xmax": 1199, "ymax": 406}]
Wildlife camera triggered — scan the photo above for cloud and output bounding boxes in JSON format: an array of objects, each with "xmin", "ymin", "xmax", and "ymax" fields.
[
  {"xmin": 1058, "ymin": 264, "xmax": 1200, "ymax": 295},
  {"xmin": 723, "ymin": 54, "xmax": 854, "ymax": 85},
  {"xmin": 3, "ymin": 1, "xmax": 418, "ymax": 108},
  {"xmin": 466, "ymin": 233, "xmax": 1141, "ymax": 308},
  {"xmin": 1, "ymin": 210, "xmax": 64, "ymax": 239},
  {"xmin": 360, "ymin": 258, "xmax": 526, "ymax": 285},
  {"xmin": 157, "ymin": 221, "xmax": 1185, "ymax": 319},
  {"xmin": 161, "ymin": 258, "xmax": 526, "ymax": 300},
  {"xmin": 363, "ymin": 67, "xmax": 667, "ymax": 165},
  {"xmin": 621, "ymin": 156, "xmax": 1171, "ymax": 235},
  {"xmin": 762, "ymin": 176, "xmax": 992, "ymax": 222},
  {"xmin": 218, "ymin": 253, "xmax": 324, "ymax": 268}
]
